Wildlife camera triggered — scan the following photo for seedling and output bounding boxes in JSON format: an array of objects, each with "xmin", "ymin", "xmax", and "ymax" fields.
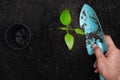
[{"xmin": 59, "ymin": 9, "xmax": 85, "ymax": 50}]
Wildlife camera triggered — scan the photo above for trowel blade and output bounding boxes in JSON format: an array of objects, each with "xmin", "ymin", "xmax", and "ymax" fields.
[{"xmin": 79, "ymin": 4, "xmax": 107, "ymax": 55}]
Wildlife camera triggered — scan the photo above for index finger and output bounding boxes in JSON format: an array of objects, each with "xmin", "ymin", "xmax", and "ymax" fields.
[{"xmin": 104, "ymin": 35, "xmax": 116, "ymax": 50}]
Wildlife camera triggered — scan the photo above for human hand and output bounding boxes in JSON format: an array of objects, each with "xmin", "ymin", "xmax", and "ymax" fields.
[{"xmin": 93, "ymin": 35, "xmax": 120, "ymax": 80}]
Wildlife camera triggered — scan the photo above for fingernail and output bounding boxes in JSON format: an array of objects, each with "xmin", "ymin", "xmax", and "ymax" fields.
[{"xmin": 92, "ymin": 44, "xmax": 97, "ymax": 49}]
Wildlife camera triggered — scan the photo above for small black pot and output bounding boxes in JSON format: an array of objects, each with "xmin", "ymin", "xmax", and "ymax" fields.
[{"xmin": 5, "ymin": 24, "xmax": 31, "ymax": 50}]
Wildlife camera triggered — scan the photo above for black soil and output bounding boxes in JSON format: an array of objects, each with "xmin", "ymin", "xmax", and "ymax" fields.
[{"xmin": 0, "ymin": 0, "xmax": 120, "ymax": 80}]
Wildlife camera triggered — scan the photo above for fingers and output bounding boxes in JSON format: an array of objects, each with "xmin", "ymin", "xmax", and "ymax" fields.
[
  {"xmin": 93, "ymin": 61, "xmax": 98, "ymax": 73},
  {"xmin": 92, "ymin": 44, "xmax": 106, "ymax": 74},
  {"xmin": 104, "ymin": 35, "xmax": 116, "ymax": 50},
  {"xmin": 94, "ymin": 69, "xmax": 98, "ymax": 73},
  {"xmin": 93, "ymin": 44, "xmax": 105, "ymax": 60},
  {"xmin": 93, "ymin": 61, "xmax": 97, "ymax": 68}
]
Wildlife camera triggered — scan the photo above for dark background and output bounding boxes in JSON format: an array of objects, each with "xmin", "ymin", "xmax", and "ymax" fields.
[{"xmin": 0, "ymin": 0, "xmax": 120, "ymax": 80}]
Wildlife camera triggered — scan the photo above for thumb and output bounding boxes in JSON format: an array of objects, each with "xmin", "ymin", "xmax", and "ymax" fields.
[{"xmin": 93, "ymin": 44, "xmax": 106, "ymax": 60}]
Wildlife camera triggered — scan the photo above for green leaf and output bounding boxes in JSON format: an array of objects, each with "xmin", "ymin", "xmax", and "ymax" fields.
[
  {"xmin": 75, "ymin": 28, "xmax": 85, "ymax": 35},
  {"xmin": 59, "ymin": 27, "xmax": 67, "ymax": 31},
  {"xmin": 60, "ymin": 9, "xmax": 72, "ymax": 26},
  {"xmin": 64, "ymin": 33, "xmax": 74, "ymax": 50}
]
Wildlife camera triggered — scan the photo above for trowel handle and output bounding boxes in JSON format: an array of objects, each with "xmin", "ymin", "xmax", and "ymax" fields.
[{"xmin": 99, "ymin": 74, "xmax": 104, "ymax": 80}]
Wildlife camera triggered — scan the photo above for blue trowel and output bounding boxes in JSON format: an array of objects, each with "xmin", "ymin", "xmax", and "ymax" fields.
[{"xmin": 79, "ymin": 4, "xmax": 108, "ymax": 80}]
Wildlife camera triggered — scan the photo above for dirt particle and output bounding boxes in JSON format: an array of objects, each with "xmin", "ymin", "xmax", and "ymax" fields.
[
  {"xmin": 81, "ymin": 15, "xmax": 83, "ymax": 19},
  {"xmin": 90, "ymin": 15, "xmax": 100, "ymax": 28},
  {"xmin": 86, "ymin": 32, "xmax": 103, "ymax": 44},
  {"xmin": 80, "ymin": 23, "xmax": 87, "ymax": 30},
  {"xmin": 82, "ymin": 10, "xmax": 86, "ymax": 16}
]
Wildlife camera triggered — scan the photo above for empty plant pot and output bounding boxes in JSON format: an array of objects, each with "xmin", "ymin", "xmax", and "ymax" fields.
[{"xmin": 5, "ymin": 24, "xmax": 31, "ymax": 50}]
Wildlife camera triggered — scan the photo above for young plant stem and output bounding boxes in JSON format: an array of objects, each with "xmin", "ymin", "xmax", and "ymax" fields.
[
  {"xmin": 66, "ymin": 25, "xmax": 69, "ymax": 33},
  {"xmin": 68, "ymin": 28, "xmax": 75, "ymax": 30}
]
